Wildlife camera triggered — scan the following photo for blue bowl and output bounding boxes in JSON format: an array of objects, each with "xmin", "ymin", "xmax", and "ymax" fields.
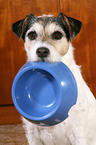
[{"xmin": 12, "ymin": 62, "xmax": 78, "ymax": 126}]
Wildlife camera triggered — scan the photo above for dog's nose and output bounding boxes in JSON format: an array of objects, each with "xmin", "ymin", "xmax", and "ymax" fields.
[{"xmin": 36, "ymin": 47, "xmax": 50, "ymax": 58}]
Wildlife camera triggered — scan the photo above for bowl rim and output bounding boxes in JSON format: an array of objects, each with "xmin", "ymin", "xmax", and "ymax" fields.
[{"xmin": 12, "ymin": 63, "xmax": 62, "ymax": 121}]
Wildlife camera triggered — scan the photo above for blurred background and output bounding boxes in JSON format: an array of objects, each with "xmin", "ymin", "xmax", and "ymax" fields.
[{"xmin": 0, "ymin": 0, "xmax": 96, "ymax": 124}]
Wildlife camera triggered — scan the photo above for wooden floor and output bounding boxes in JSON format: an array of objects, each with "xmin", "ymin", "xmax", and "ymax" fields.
[{"xmin": 0, "ymin": 124, "xmax": 28, "ymax": 145}]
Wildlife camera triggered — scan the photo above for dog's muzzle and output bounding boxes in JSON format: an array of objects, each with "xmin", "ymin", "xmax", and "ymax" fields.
[{"xmin": 36, "ymin": 47, "xmax": 50, "ymax": 58}]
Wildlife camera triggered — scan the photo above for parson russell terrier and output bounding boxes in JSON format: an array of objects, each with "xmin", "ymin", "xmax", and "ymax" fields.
[{"xmin": 12, "ymin": 13, "xmax": 96, "ymax": 145}]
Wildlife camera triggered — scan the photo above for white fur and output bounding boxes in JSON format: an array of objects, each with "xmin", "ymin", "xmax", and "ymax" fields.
[
  {"xmin": 38, "ymin": 14, "xmax": 54, "ymax": 18},
  {"xmin": 22, "ymin": 43, "xmax": 96, "ymax": 145},
  {"xmin": 22, "ymin": 18, "xmax": 96, "ymax": 145}
]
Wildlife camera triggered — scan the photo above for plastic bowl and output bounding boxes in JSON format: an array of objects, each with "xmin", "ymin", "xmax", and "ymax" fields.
[{"xmin": 12, "ymin": 62, "xmax": 78, "ymax": 126}]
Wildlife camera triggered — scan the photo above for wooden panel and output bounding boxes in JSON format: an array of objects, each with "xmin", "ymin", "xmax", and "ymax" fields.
[
  {"xmin": 0, "ymin": 0, "xmax": 60, "ymax": 105},
  {"xmin": 60, "ymin": 0, "xmax": 96, "ymax": 97},
  {"xmin": 0, "ymin": 0, "xmax": 26, "ymax": 105},
  {"xmin": 0, "ymin": 106, "xmax": 21, "ymax": 125}
]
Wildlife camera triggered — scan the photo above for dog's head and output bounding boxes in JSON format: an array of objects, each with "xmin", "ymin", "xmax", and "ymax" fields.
[{"xmin": 12, "ymin": 13, "xmax": 82, "ymax": 62}]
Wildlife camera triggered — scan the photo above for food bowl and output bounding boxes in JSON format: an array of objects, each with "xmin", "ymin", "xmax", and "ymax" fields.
[{"xmin": 12, "ymin": 62, "xmax": 78, "ymax": 126}]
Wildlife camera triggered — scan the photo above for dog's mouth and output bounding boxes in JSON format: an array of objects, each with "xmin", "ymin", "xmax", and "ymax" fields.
[{"xmin": 36, "ymin": 57, "xmax": 49, "ymax": 63}]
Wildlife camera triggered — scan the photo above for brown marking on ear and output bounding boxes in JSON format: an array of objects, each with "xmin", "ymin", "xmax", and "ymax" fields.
[
  {"xmin": 20, "ymin": 16, "xmax": 29, "ymax": 39},
  {"xmin": 12, "ymin": 14, "xmax": 35, "ymax": 40},
  {"xmin": 62, "ymin": 14, "xmax": 71, "ymax": 41},
  {"xmin": 58, "ymin": 13, "xmax": 82, "ymax": 41}
]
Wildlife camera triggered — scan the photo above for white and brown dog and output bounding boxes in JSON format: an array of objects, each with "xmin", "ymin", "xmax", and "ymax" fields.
[{"xmin": 12, "ymin": 13, "xmax": 96, "ymax": 145}]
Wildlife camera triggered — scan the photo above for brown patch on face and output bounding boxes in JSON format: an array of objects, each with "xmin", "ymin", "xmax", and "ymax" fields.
[
  {"xmin": 41, "ymin": 31, "xmax": 49, "ymax": 41},
  {"xmin": 43, "ymin": 22, "xmax": 69, "ymax": 57},
  {"xmin": 56, "ymin": 38, "xmax": 69, "ymax": 56},
  {"xmin": 45, "ymin": 37, "xmax": 69, "ymax": 57}
]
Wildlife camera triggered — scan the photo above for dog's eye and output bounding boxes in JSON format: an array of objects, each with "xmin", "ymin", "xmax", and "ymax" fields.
[
  {"xmin": 52, "ymin": 31, "xmax": 63, "ymax": 40},
  {"xmin": 28, "ymin": 31, "xmax": 37, "ymax": 40}
]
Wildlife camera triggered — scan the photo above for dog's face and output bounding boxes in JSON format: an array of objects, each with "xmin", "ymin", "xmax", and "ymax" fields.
[{"xmin": 12, "ymin": 13, "xmax": 82, "ymax": 62}]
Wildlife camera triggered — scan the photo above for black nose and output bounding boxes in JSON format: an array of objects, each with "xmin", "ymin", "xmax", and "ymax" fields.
[{"xmin": 36, "ymin": 47, "xmax": 50, "ymax": 58}]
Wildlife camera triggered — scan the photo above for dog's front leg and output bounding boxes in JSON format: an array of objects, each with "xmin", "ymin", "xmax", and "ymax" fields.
[
  {"xmin": 67, "ymin": 106, "xmax": 88, "ymax": 145},
  {"xmin": 71, "ymin": 124, "xmax": 87, "ymax": 145},
  {"xmin": 22, "ymin": 117, "xmax": 44, "ymax": 145}
]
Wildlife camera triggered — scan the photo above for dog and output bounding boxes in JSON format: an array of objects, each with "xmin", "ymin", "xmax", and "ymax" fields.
[{"xmin": 12, "ymin": 13, "xmax": 96, "ymax": 145}]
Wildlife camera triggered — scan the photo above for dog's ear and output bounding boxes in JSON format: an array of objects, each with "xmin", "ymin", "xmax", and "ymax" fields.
[
  {"xmin": 58, "ymin": 13, "xmax": 82, "ymax": 41},
  {"xmin": 12, "ymin": 14, "xmax": 35, "ymax": 40},
  {"xmin": 12, "ymin": 19, "xmax": 25, "ymax": 39}
]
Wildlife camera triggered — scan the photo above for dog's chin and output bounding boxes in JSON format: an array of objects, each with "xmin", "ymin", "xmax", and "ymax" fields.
[
  {"xmin": 34, "ymin": 57, "xmax": 61, "ymax": 63},
  {"xmin": 36, "ymin": 57, "xmax": 48, "ymax": 62},
  {"xmin": 35, "ymin": 59, "xmax": 55, "ymax": 63}
]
